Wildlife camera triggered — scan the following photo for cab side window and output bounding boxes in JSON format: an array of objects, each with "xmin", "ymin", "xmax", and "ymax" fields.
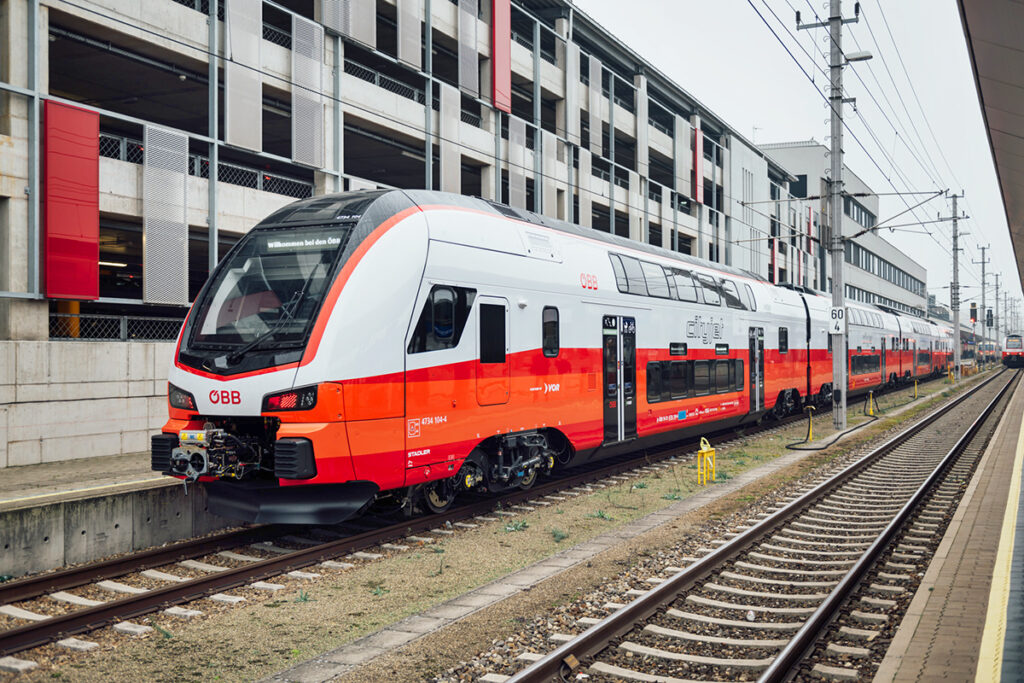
[{"xmin": 407, "ymin": 285, "xmax": 477, "ymax": 353}]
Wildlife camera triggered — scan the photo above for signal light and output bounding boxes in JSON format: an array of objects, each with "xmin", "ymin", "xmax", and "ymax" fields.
[
  {"xmin": 168, "ymin": 383, "xmax": 197, "ymax": 411},
  {"xmin": 262, "ymin": 385, "xmax": 318, "ymax": 412},
  {"xmin": 970, "ymin": 302, "xmax": 977, "ymax": 324}
]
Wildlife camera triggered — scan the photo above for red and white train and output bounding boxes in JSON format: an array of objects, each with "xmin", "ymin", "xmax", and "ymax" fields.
[
  {"xmin": 1004, "ymin": 334, "xmax": 1023, "ymax": 367},
  {"xmin": 151, "ymin": 190, "xmax": 954, "ymax": 523}
]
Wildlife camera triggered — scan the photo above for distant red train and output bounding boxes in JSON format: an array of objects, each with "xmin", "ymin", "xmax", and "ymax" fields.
[
  {"xmin": 151, "ymin": 190, "xmax": 955, "ymax": 524},
  {"xmin": 1004, "ymin": 335, "xmax": 1023, "ymax": 367}
]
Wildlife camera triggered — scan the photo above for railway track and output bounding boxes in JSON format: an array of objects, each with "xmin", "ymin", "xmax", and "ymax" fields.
[
  {"xmin": 0, "ymin": 402, "xmax": 816, "ymax": 658},
  {"xmin": 501, "ymin": 369, "xmax": 1015, "ymax": 682},
  {"xmin": 0, "ymin": 372, "xmax": 967, "ymax": 661}
]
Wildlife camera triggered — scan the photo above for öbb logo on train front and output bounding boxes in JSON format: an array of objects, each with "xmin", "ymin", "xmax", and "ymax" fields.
[
  {"xmin": 209, "ymin": 390, "xmax": 241, "ymax": 405},
  {"xmin": 579, "ymin": 273, "xmax": 599, "ymax": 290}
]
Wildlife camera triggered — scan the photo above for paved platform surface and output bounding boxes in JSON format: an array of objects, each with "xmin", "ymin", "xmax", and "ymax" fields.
[
  {"xmin": 876, "ymin": 372, "xmax": 1024, "ymax": 682},
  {"xmin": 0, "ymin": 452, "xmax": 164, "ymax": 512}
]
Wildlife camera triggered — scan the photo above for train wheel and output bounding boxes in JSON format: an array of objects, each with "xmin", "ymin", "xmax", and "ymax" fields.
[
  {"xmin": 423, "ymin": 479, "xmax": 456, "ymax": 514},
  {"xmin": 519, "ymin": 467, "xmax": 538, "ymax": 490}
]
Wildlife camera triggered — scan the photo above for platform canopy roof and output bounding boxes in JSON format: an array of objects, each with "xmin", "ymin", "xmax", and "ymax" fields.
[{"xmin": 958, "ymin": 0, "xmax": 1024, "ymax": 290}]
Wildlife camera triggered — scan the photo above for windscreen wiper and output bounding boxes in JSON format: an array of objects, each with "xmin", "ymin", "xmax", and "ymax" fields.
[{"xmin": 225, "ymin": 289, "xmax": 306, "ymax": 364}]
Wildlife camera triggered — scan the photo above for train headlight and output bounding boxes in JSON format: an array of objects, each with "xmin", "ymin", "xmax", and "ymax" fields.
[
  {"xmin": 169, "ymin": 383, "xmax": 197, "ymax": 411},
  {"xmin": 262, "ymin": 385, "xmax": 318, "ymax": 412}
]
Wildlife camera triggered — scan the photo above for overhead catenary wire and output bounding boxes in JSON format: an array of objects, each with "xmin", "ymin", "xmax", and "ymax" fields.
[
  {"xmin": 44, "ymin": 0, "xmax": 958, "ymax": 308},
  {"xmin": 794, "ymin": 0, "xmax": 987, "ymax": 287}
]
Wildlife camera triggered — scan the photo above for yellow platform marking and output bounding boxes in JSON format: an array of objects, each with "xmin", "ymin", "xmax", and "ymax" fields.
[
  {"xmin": 0, "ymin": 477, "xmax": 168, "ymax": 506},
  {"xmin": 977, "ymin": 407, "xmax": 1024, "ymax": 681}
]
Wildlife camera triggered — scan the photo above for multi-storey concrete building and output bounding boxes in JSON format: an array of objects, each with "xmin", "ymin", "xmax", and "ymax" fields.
[
  {"xmin": 762, "ymin": 140, "xmax": 929, "ymax": 318},
  {"xmin": 0, "ymin": 0, "xmax": 920, "ymax": 465}
]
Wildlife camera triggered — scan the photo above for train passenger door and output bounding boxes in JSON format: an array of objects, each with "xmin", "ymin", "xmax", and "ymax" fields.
[
  {"xmin": 476, "ymin": 297, "xmax": 510, "ymax": 406},
  {"xmin": 880, "ymin": 336, "xmax": 886, "ymax": 383},
  {"xmin": 748, "ymin": 327, "xmax": 765, "ymax": 412},
  {"xmin": 602, "ymin": 315, "xmax": 637, "ymax": 444}
]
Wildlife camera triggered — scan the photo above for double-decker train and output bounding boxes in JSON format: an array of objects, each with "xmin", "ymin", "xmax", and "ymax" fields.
[
  {"xmin": 151, "ymin": 190, "xmax": 954, "ymax": 524},
  {"xmin": 1004, "ymin": 334, "xmax": 1024, "ymax": 367}
]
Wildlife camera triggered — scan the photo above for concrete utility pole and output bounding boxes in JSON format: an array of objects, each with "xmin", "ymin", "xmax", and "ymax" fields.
[
  {"xmin": 994, "ymin": 273, "xmax": 1000, "ymax": 344},
  {"xmin": 950, "ymin": 192, "xmax": 962, "ymax": 380},
  {"xmin": 798, "ymin": 0, "xmax": 865, "ymax": 431},
  {"xmin": 974, "ymin": 245, "xmax": 989, "ymax": 358}
]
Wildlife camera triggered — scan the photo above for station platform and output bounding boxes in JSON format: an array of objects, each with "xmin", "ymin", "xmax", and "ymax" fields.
[
  {"xmin": 0, "ymin": 452, "xmax": 233, "ymax": 579},
  {"xmin": 876, "ymin": 373, "xmax": 1024, "ymax": 681},
  {"xmin": 0, "ymin": 452, "xmax": 163, "ymax": 511}
]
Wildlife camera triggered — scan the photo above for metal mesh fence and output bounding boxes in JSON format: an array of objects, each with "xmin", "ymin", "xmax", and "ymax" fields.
[
  {"xmin": 345, "ymin": 59, "xmax": 426, "ymax": 104},
  {"xmin": 99, "ymin": 131, "xmax": 311, "ymax": 198},
  {"xmin": 50, "ymin": 313, "xmax": 184, "ymax": 342},
  {"xmin": 262, "ymin": 173, "xmax": 313, "ymax": 198},
  {"xmin": 171, "ymin": 0, "xmax": 224, "ymax": 20},
  {"xmin": 263, "ymin": 23, "xmax": 292, "ymax": 49},
  {"xmin": 218, "ymin": 161, "xmax": 259, "ymax": 190},
  {"xmin": 98, "ymin": 134, "xmax": 122, "ymax": 159}
]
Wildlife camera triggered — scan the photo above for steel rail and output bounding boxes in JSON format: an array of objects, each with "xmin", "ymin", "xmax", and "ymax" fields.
[
  {"xmin": 759, "ymin": 369, "xmax": 1018, "ymax": 681},
  {"xmin": 505, "ymin": 369, "xmax": 1009, "ymax": 682},
  {"xmin": 0, "ymin": 527, "xmax": 277, "ymax": 606},
  {"xmin": 0, "ymin": 401, "xmax": 815, "ymax": 608},
  {"xmin": 0, "ymin": 372, "xmax": 959, "ymax": 655},
  {"xmin": 0, "ymin": 416, "xmax": 781, "ymax": 656}
]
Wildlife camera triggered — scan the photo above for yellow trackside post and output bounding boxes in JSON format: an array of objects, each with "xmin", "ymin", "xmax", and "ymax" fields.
[
  {"xmin": 914, "ymin": 380, "xmax": 919, "ymax": 399},
  {"xmin": 698, "ymin": 437, "xmax": 716, "ymax": 486},
  {"xmin": 868, "ymin": 391, "xmax": 874, "ymax": 417},
  {"xmin": 804, "ymin": 405, "xmax": 816, "ymax": 442}
]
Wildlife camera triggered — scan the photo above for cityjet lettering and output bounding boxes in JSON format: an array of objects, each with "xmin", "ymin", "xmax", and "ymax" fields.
[{"xmin": 686, "ymin": 316, "xmax": 725, "ymax": 344}]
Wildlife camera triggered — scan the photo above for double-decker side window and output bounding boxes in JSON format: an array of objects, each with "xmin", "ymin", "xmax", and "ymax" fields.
[
  {"xmin": 542, "ymin": 307, "xmax": 559, "ymax": 357},
  {"xmin": 407, "ymin": 286, "xmax": 477, "ymax": 353},
  {"xmin": 695, "ymin": 274, "xmax": 721, "ymax": 306},
  {"xmin": 744, "ymin": 283, "xmax": 757, "ymax": 311},
  {"xmin": 720, "ymin": 279, "xmax": 746, "ymax": 309}
]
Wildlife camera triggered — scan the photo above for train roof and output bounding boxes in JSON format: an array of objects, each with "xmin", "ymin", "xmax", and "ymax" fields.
[
  {"xmin": 257, "ymin": 189, "xmax": 769, "ymax": 284},
  {"xmin": 255, "ymin": 190, "xmax": 944, "ymax": 323}
]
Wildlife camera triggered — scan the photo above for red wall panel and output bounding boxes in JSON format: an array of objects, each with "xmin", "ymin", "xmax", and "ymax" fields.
[
  {"xmin": 491, "ymin": 0, "xmax": 512, "ymax": 113},
  {"xmin": 44, "ymin": 100, "xmax": 99, "ymax": 300},
  {"xmin": 693, "ymin": 127, "xmax": 704, "ymax": 204}
]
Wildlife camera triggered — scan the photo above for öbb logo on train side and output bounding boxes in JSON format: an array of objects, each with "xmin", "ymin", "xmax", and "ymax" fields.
[
  {"xmin": 579, "ymin": 273, "xmax": 599, "ymax": 290},
  {"xmin": 209, "ymin": 390, "xmax": 242, "ymax": 405}
]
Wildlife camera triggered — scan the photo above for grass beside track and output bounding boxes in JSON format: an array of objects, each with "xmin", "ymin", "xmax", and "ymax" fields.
[{"xmin": 11, "ymin": 372, "xmax": 986, "ymax": 683}]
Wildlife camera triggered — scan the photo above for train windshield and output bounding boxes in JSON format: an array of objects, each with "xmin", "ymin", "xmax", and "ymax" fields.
[
  {"xmin": 190, "ymin": 224, "xmax": 352, "ymax": 349},
  {"xmin": 1008, "ymin": 336, "xmax": 1022, "ymax": 349}
]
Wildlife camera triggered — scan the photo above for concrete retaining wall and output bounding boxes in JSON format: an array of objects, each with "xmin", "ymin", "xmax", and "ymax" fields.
[
  {"xmin": 0, "ymin": 340, "xmax": 175, "ymax": 469},
  {"xmin": 0, "ymin": 483, "xmax": 234, "ymax": 578}
]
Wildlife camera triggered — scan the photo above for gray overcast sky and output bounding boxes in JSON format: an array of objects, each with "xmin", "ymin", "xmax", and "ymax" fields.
[{"xmin": 573, "ymin": 0, "xmax": 1021, "ymax": 318}]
